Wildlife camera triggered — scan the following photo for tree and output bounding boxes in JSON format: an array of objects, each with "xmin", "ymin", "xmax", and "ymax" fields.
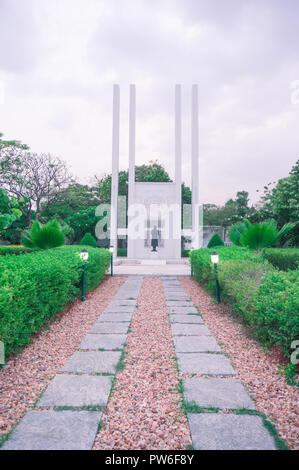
[
  {"xmin": 94, "ymin": 160, "xmax": 173, "ymax": 203},
  {"xmin": 0, "ymin": 132, "xmax": 29, "ymax": 150},
  {"xmin": 0, "ymin": 146, "xmax": 71, "ymax": 225},
  {"xmin": 67, "ymin": 207, "xmax": 102, "ymax": 243},
  {"xmin": 0, "ymin": 189, "xmax": 22, "ymax": 238}
]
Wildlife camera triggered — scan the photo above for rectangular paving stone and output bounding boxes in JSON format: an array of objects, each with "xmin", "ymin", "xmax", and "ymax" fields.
[
  {"xmin": 169, "ymin": 315, "xmax": 203, "ymax": 324},
  {"xmin": 171, "ymin": 324, "xmax": 211, "ymax": 336},
  {"xmin": 60, "ymin": 351, "xmax": 121, "ymax": 374},
  {"xmin": 168, "ymin": 306, "xmax": 198, "ymax": 314},
  {"xmin": 98, "ymin": 313, "xmax": 132, "ymax": 322},
  {"xmin": 188, "ymin": 414, "xmax": 276, "ymax": 450},
  {"xmin": 38, "ymin": 375, "xmax": 112, "ymax": 407},
  {"xmin": 165, "ymin": 296, "xmax": 190, "ymax": 301},
  {"xmin": 89, "ymin": 322, "xmax": 129, "ymax": 334},
  {"xmin": 104, "ymin": 305, "xmax": 135, "ymax": 313},
  {"xmin": 109, "ymin": 300, "xmax": 137, "ymax": 306},
  {"xmin": 166, "ymin": 301, "xmax": 192, "ymax": 307},
  {"xmin": 174, "ymin": 336, "xmax": 221, "ymax": 352},
  {"xmin": 1, "ymin": 410, "xmax": 102, "ymax": 450},
  {"xmin": 78, "ymin": 334, "xmax": 126, "ymax": 351},
  {"xmin": 184, "ymin": 378, "xmax": 256, "ymax": 409},
  {"xmin": 177, "ymin": 353, "xmax": 235, "ymax": 375}
]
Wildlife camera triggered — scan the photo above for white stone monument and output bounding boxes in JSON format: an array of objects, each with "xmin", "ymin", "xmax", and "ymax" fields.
[{"xmin": 110, "ymin": 84, "xmax": 200, "ymax": 261}]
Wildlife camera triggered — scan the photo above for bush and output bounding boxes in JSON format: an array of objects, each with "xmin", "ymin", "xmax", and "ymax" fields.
[
  {"xmin": 190, "ymin": 246, "xmax": 299, "ymax": 359},
  {"xmin": 79, "ymin": 232, "xmax": 97, "ymax": 248},
  {"xmin": 0, "ymin": 246, "xmax": 37, "ymax": 256},
  {"xmin": 0, "ymin": 246, "xmax": 110, "ymax": 358},
  {"xmin": 22, "ymin": 220, "xmax": 66, "ymax": 249},
  {"xmin": 207, "ymin": 233, "xmax": 224, "ymax": 248},
  {"xmin": 263, "ymin": 248, "xmax": 299, "ymax": 271},
  {"xmin": 117, "ymin": 247, "xmax": 127, "ymax": 257}
]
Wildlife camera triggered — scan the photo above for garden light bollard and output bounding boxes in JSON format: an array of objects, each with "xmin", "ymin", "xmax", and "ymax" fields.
[
  {"xmin": 80, "ymin": 249, "xmax": 89, "ymax": 301},
  {"xmin": 109, "ymin": 246, "xmax": 114, "ymax": 277},
  {"xmin": 211, "ymin": 251, "xmax": 220, "ymax": 303}
]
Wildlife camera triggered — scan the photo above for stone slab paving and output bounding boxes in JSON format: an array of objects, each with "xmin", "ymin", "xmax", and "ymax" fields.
[
  {"xmin": 98, "ymin": 313, "xmax": 133, "ymax": 323},
  {"xmin": 174, "ymin": 336, "xmax": 221, "ymax": 353},
  {"xmin": 88, "ymin": 322, "xmax": 130, "ymax": 334},
  {"xmin": 38, "ymin": 375, "xmax": 112, "ymax": 407},
  {"xmin": 163, "ymin": 277, "xmax": 277, "ymax": 450},
  {"xmin": 188, "ymin": 414, "xmax": 276, "ymax": 450},
  {"xmin": 171, "ymin": 324, "xmax": 211, "ymax": 336},
  {"xmin": 166, "ymin": 300, "xmax": 192, "ymax": 307},
  {"xmin": 78, "ymin": 334, "xmax": 126, "ymax": 351},
  {"xmin": 168, "ymin": 306, "xmax": 198, "ymax": 314},
  {"xmin": 104, "ymin": 305, "xmax": 135, "ymax": 313},
  {"xmin": 2, "ymin": 410, "xmax": 102, "ymax": 450},
  {"xmin": 177, "ymin": 353, "xmax": 236, "ymax": 375},
  {"xmin": 184, "ymin": 378, "xmax": 256, "ymax": 409},
  {"xmin": 169, "ymin": 314, "xmax": 203, "ymax": 324},
  {"xmin": 2, "ymin": 276, "xmax": 143, "ymax": 450},
  {"xmin": 60, "ymin": 351, "xmax": 121, "ymax": 374}
]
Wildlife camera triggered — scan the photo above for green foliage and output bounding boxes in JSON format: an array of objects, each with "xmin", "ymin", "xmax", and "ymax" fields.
[
  {"xmin": 263, "ymin": 248, "xmax": 299, "ymax": 271},
  {"xmin": 0, "ymin": 246, "xmax": 37, "ymax": 256},
  {"xmin": 22, "ymin": 220, "xmax": 65, "ymax": 249},
  {"xmin": 67, "ymin": 207, "xmax": 101, "ymax": 243},
  {"xmin": 190, "ymin": 247, "xmax": 299, "ymax": 360},
  {"xmin": 228, "ymin": 220, "xmax": 251, "ymax": 246},
  {"xmin": 0, "ymin": 189, "xmax": 23, "ymax": 236},
  {"xmin": 207, "ymin": 233, "xmax": 224, "ymax": 248},
  {"xmin": 117, "ymin": 247, "xmax": 127, "ymax": 257},
  {"xmin": 79, "ymin": 232, "xmax": 97, "ymax": 248},
  {"xmin": 0, "ymin": 246, "xmax": 111, "ymax": 358},
  {"xmin": 229, "ymin": 219, "xmax": 294, "ymax": 251}
]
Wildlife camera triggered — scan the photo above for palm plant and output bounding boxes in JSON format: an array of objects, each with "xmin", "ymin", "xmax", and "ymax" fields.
[
  {"xmin": 22, "ymin": 220, "xmax": 66, "ymax": 249},
  {"xmin": 229, "ymin": 219, "xmax": 294, "ymax": 251}
]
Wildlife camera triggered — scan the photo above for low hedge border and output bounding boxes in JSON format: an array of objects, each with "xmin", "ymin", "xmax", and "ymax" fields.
[
  {"xmin": 0, "ymin": 246, "xmax": 37, "ymax": 256},
  {"xmin": 263, "ymin": 248, "xmax": 299, "ymax": 271},
  {"xmin": 0, "ymin": 246, "xmax": 111, "ymax": 358},
  {"xmin": 190, "ymin": 247, "xmax": 299, "ymax": 361}
]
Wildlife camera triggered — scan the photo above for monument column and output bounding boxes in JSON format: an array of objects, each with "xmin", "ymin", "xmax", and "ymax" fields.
[
  {"xmin": 127, "ymin": 84, "xmax": 136, "ymax": 259},
  {"xmin": 110, "ymin": 84, "xmax": 120, "ymax": 253},
  {"xmin": 191, "ymin": 84, "xmax": 200, "ymax": 249},
  {"xmin": 174, "ymin": 84, "xmax": 182, "ymax": 259}
]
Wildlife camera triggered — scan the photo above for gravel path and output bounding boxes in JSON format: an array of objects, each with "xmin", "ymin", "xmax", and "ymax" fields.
[
  {"xmin": 180, "ymin": 277, "xmax": 299, "ymax": 450},
  {"xmin": 0, "ymin": 276, "xmax": 125, "ymax": 442},
  {"xmin": 93, "ymin": 277, "xmax": 192, "ymax": 450}
]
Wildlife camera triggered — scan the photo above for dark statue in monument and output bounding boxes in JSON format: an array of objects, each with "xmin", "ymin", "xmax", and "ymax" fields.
[{"xmin": 151, "ymin": 225, "xmax": 159, "ymax": 252}]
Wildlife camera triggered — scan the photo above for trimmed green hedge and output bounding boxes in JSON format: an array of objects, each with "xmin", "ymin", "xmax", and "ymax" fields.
[
  {"xmin": 0, "ymin": 246, "xmax": 37, "ymax": 256},
  {"xmin": 263, "ymin": 248, "xmax": 299, "ymax": 271},
  {"xmin": 0, "ymin": 246, "xmax": 111, "ymax": 357},
  {"xmin": 190, "ymin": 247, "xmax": 299, "ymax": 358}
]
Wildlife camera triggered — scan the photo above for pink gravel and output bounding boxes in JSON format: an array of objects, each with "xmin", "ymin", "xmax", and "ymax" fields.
[
  {"xmin": 0, "ymin": 276, "xmax": 125, "ymax": 440},
  {"xmin": 93, "ymin": 277, "xmax": 192, "ymax": 450},
  {"xmin": 180, "ymin": 277, "xmax": 299, "ymax": 450}
]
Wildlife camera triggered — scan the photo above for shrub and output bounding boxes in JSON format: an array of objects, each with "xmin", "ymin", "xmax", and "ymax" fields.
[
  {"xmin": 253, "ymin": 270, "xmax": 299, "ymax": 356},
  {"xmin": 263, "ymin": 248, "xmax": 299, "ymax": 271},
  {"xmin": 207, "ymin": 233, "xmax": 224, "ymax": 248},
  {"xmin": 0, "ymin": 246, "xmax": 110, "ymax": 358},
  {"xmin": 22, "ymin": 220, "xmax": 66, "ymax": 249},
  {"xmin": 0, "ymin": 246, "xmax": 37, "ymax": 256},
  {"xmin": 79, "ymin": 232, "xmax": 97, "ymax": 248},
  {"xmin": 229, "ymin": 219, "xmax": 294, "ymax": 250},
  {"xmin": 190, "ymin": 246, "xmax": 299, "ymax": 359},
  {"xmin": 117, "ymin": 247, "xmax": 127, "ymax": 257}
]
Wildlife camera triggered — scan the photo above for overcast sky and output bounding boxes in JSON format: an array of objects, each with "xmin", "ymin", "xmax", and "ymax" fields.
[{"xmin": 0, "ymin": 0, "xmax": 298, "ymax": 205}]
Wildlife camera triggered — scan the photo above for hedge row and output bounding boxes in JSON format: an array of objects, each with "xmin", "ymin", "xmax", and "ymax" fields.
[
  {"xmin": 263, "ymin": 248, "xmax": 299, "ymax": 271},
  {"xmin": 190, "ymin": 247, "xmax": 299, "ymax": 358},
  {"xmin": 0, "ymin": 246, "xmax": 111, "ymax": 358},
  {"xmin": 0, "ymin": 246, "xmax": 37, "ymax": 256}
]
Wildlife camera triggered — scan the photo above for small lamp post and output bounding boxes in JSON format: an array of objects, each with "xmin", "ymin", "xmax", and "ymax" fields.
[
  {"xmin": 211, "ymin": 251, "xmax": 220, "ymax": 303},
  {"xmin": 109, "ymin": 246, "xmax": 114, "ymax": 277},
  {"xmin": 80, "ymin": 249, "xmax": 89, "ymax": 301}
]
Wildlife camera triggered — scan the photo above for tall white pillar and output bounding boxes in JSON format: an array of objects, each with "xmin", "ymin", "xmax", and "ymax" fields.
[
  {"xmin": 127, "ymin": 84, "xmax": 136, "ymax": 259},
  {"xmin": 191, "ymin": 84, "xmax": 200, "ymax": 249},
  {"xmin": 174, "ymin": 84, "xmax": 182, "ymax": 258},
  {"xmin": 110, "ymin": 84, "xmax": 120, "ymax": 253}
]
